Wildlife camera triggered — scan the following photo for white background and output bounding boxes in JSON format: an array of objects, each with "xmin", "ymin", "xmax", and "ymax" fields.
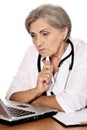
[{"xmin": 0, "ymin": 0, "xmax": 87, "ymax": 99}]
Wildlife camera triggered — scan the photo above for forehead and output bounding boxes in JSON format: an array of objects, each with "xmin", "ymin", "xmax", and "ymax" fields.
[{"xmin": 30, "ymin": 18, "xmax": 54, "ymax": 32}]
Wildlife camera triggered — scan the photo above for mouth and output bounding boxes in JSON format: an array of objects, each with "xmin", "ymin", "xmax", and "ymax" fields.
[
  {"xmin": 38, "ymin": 47, "xmax": 46, "ymax": 52},
  {"xmin": 38, "ymin": 48, "xmax": 48, "ymax": 57}
]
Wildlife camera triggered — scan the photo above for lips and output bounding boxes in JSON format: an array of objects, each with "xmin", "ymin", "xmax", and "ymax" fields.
[
  {"xmin": 38, "ymin": 47, "xmax": 46, "ymax": 52},
  {"xmin": 39, "ymin": 49, "xmax": 46, "ymax": 55},
  {"xmin": 38, "ymin": 48, "xmax": 47, "ymax": 56}
]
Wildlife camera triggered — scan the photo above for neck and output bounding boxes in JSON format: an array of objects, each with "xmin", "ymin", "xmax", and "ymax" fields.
[
  {"xmin": 52, "ymin": 41, "xmax": 68, "ymax": 60},
  {"xmin": 51, "ymin": 41, "xmax": 68, "ymax": 74}
]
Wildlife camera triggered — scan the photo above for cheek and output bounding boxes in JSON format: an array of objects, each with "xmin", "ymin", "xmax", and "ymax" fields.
[
  {"xmin": 50, "ymin": 37, "xmax": 59, "ymax": 48},
  {"xmin": 32, "ymin": 39, "xmax": 38, "ymax": 48},
  {"xmin": 48, "ymin": 39, "xmax": 58, "ymax": 53},
  {"xmin": 52, "ymin": 43, "xmax": 59, "ymax": 52},
  {"xmin": 32, "ymin": 38, "xmax": 36, "ymax": 44},
  {"xmin": 49, "ymin": 36, "xmax": 62, "ymax": 52}
]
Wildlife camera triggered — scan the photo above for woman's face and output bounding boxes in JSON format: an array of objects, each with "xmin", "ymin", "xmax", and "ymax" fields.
[{"xmin": 29, "ymin": 18, "xmax": 67, "ymax": 58}]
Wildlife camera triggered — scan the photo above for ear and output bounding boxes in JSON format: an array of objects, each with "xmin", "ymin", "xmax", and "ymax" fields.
[{"xmin": 62, "ymin": 27, "xmax": 68, "ymax": 40}]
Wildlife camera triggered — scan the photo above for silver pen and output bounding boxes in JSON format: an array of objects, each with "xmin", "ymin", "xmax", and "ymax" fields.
[{"xmin": 46, "ymin": 56, "xmax": 54, "ymax": 85}]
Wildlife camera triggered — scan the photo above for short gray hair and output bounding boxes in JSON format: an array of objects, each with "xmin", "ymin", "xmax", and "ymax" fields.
[{"xmin": 25, "ymin": 4, "xmax": 72, "ymax": 39}]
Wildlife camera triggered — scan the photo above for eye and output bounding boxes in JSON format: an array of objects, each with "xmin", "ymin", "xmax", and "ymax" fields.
[
  {"xmin": 42, "ymin": 31, "xmax": 49, "ymax": 36},
  {"xmin": 30, "ymin": 33, "xmax": 36, "ymax": 38}
]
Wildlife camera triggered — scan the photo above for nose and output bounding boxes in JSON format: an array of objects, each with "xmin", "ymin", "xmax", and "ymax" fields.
[{"xmin": 35, "ymin": 36, "xmax": 43, "ymax": 47}]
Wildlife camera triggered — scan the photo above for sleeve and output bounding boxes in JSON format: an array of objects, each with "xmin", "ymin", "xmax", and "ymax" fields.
[
  {"xmin": 56, "ymin": 48, "xmax": 87, "ymax": 113},
  {"xmin": 6, "ymin": 45, "xmax": 38, "ymax": 99}
]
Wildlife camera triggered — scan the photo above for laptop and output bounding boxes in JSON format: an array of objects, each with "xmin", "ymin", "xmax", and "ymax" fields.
[{"xmin": 0, "ymin": 98, "xmax": 58, "ymax": 125}]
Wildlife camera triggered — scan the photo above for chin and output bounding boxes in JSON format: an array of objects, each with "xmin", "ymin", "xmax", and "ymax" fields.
[
  {"xmin": 39, "ymin": 53, "xmax": 47, "ymax": 58},
  {"xmin": 39, "ymin": 51, "xmax": 51, "ymax": 58}
]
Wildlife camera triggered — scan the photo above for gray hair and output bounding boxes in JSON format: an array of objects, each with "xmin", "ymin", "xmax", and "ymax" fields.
[{"xmin": 25, "ymin": 4, "xmax": 72, "ymax": 39}]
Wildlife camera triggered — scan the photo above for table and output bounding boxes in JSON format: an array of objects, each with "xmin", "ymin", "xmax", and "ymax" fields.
[{"xmin": 0, "ymin": 118, "xmax": 87, "ymax": 130}]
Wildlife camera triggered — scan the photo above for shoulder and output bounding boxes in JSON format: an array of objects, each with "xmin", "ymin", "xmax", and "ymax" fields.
[
  {"xmin": 27, "ymin": 45, "xmax": 38, "ymax": 54},
  {"xmin": 70, "ymin": 38, "xmax": 87, "ymax": 66},
  {"xmin": 71, "ymin": 38, "xmax": 87, "ymax": 49},
  {"xmin": 25, "ymin": 45, "xmax": 39, "ymax": 58},
  {"xmin": 71, "ymin": 38, "xmax": 87, "ymax": 55},
  {"xmin": 20, "ymin": 45, "xmax": 39, "ymax": 66}
]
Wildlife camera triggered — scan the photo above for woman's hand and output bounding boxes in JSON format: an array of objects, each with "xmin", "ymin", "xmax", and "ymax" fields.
[{"xmin": 36, "ymin": 63, "xmax": 53, "ymax": 94}]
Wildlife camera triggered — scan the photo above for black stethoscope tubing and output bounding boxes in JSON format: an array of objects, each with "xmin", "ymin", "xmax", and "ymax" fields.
[{"xmin": 37, "ymin": 39, "xmax": 74, "ymax": 72}]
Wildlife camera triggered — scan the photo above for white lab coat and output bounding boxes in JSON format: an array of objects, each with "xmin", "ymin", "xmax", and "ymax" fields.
[{"xmin": 6, "ymin": 38, "xmax": 87, "ymax": 113}]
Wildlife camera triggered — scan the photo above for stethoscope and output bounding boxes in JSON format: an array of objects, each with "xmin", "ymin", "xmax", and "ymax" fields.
[{"xmin": 37, "ymin": 39, "xmax": 74, "ymax": 72}]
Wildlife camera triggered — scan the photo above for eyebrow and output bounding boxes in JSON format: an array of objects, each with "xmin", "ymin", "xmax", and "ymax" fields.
[
  {"xmin": 30, "ymin": 28, "xmax": 51, "ymax": 34},
  {"xmin": 39, "ymin": 29, "xmax": 50, "ymax": 33}
]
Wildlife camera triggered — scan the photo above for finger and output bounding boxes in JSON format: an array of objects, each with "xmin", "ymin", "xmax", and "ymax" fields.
[
  {"xmin": 39, "ymin": 73, "xmax": 51, "ymax": 84},
  {"xmin": 43, "ymin": 64, "xmax": 53, "ymax": 73}
]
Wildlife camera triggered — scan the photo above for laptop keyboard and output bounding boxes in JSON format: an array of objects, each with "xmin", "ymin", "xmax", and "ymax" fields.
[{"xmin": 7, "ymin": 107, "xmax": 35, "ymax": 117}]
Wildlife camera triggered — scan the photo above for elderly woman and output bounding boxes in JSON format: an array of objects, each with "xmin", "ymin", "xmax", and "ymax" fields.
[{"xmin": 6, "ymin": 4, "xmax": 87, "ymax": 113}]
